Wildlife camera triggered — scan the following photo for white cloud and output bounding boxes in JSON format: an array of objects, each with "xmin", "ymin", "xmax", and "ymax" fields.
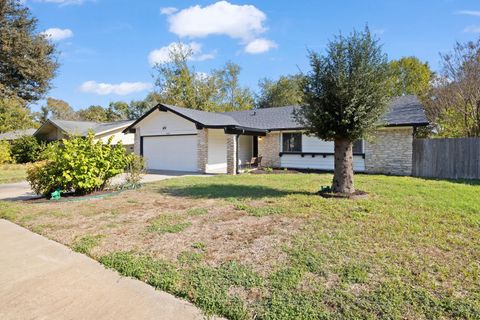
[
  {"xmin": 166, "ymin": 1, "xmax": 276, "ymax": 53},
  {"xmin": 244, "ymin": 38, "xmax": 277, "ymax": 54},
  {"xmin": 464, "ymin": 25, "xmax": 480, "ymax": 33},
  {"xmin": 79, "ymin": 81, "xmax": 152, "ymax": 95},
  {"xmin": 456, "ymin": 10, "xmax": 480, "ymax": 17},
  {"xmin": 160, "ymin": 7, "xmax": 178, "ymax": 15},
  {"xmin": 148, "ymin": 42, "xmax": 216, "ymax": 66},
  {"xmin": 168, "ymin": 1, "xmax": 266, "ymax": 40},
  {"xmin": 41, "ymin": 28, "xmax": 74, "ymax": 41}
]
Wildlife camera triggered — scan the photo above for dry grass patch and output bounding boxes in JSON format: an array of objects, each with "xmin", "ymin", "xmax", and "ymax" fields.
[{"xmin": 1, "ymin": 173, "xmax": 479, "ymax": 319}]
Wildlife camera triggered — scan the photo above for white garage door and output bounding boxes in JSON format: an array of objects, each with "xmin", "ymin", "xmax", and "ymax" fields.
[{"xmin": 142, "ymin": 135, "xmax": 198, "ymax": 172}]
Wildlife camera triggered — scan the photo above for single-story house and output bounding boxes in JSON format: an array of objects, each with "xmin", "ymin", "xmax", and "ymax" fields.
[
  {"xmin": 124, "ymin": 95, "xmax": 428, "ymax": 175},
  {"xmin": 0, "ymin": 128, "xmax": 37, "ymax": 141},
  {"xmin": 34, "ymin": 119, "xmax": 135, "ymax": 152}
]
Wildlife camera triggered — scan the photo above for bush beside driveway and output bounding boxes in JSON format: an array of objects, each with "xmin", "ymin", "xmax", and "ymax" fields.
[{"xmin": 1, "ymin": 173, "xmax": 479, "ymax": 319}]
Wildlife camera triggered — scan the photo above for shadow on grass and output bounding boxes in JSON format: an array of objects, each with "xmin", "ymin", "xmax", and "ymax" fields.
[
  {"xmin": 413, "ymin": 176, "xmax": 480, "ymax": 186},
  {"xmin": 157, "ymin": 183, "xmax": 313, "ymax": 199}
]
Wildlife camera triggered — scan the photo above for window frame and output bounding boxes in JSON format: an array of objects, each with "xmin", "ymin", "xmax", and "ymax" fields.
[{"xmin": 282, "ymin": 132, "xmax": 303, "ymax": 153}]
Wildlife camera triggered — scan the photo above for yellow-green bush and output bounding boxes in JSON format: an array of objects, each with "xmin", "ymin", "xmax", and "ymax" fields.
[
  {"xmin": 27, "ymin": 132, "xmax": 130, "ymax": 196},
  {"xmin": 0, "ymin": 140, "xmax": 12, "ymax": 164}
]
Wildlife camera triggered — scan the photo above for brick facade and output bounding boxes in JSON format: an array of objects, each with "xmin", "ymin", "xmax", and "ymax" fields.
[
  {"xmin": 197, "ymin": 129, "xmax": 208, "ymax": 173},
  {"xmin": 365, "ymin": 127, "xmax": 414, "ymax": 175},
  {"xmin": 258, "ymin": 132, "xmax": 280, "ymax": 167},
  {"xmin": 226, "ymin": 134, "xmax": 237, "ymax": 174}
]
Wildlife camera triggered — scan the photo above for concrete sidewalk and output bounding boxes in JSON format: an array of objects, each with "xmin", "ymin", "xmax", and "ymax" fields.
[{"xmin": 0, "ymin": 220, "xmax": 205, "ymax": 320}]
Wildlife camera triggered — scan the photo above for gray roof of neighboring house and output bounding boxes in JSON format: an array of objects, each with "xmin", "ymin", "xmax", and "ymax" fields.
[
  {"xmin": 0, "ymin": 128, "xmax": 37, "ymax": 141},
  {"xmin": 126, "ymin": 95, "xmax": 428, "ymax": 133},
  {"xmin": 36, "ymin": 119, "xmax": 134, "ymax": 137}
]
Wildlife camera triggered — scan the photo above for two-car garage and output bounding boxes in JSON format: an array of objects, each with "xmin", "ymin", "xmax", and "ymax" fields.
[{"xmin": 142, "ymin": 134, "xmax": 198, "ymax": 172}]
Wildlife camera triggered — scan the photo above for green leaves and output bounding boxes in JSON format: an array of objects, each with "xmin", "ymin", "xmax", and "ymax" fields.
[{"xmin": 26, "ymin": 132, "xmax": 130, "ymax": 196}]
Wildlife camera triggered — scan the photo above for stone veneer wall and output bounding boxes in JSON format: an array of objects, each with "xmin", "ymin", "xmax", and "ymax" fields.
[
  {"xmin": 226, "ymin": 134, "xmax": 237, "ymax": 174},
  {"xmin": 365, "ymin": 127, "xmax": 414, "ymax": 176},
  {"xmin": 134, "ymin": 127, "xmax": 141, "ymax": 155},
  {"xmin": 258, "ymin": 132, "xmax": 280, "ymax": 167},
  {"xmin": 197, "ymin": 129, "xmax": 208, "ymax": 173}
]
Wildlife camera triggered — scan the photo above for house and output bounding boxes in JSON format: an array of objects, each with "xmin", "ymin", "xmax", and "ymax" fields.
[
  {"xmin": 34, "ymin": 119, "xmax": 135, "ymax": 152},
  {"xmin": 124, "ymin": 95, "xmax": 428, "ymax": 175},
  {"xmin": 0, "ymin": 128, "xmax": 37, "ymax": 141}
]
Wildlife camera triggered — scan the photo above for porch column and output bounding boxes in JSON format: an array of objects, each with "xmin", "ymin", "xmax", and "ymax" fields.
[
  {"xmin": 197, "ymin": 128, "xmax": 208, "ymax": 173},
  {"xmin": 227, "ymin": 134, "xmax": 238, "ymax": 175}
]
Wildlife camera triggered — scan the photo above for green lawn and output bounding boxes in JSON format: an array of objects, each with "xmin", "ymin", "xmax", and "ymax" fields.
[
  {"xmin": 0, "ymin": 164, "xmax": 27, "ymax": 184},
  {"xmin": 1, "ymin": 173, "xmax": 479, "ymax": 319}
]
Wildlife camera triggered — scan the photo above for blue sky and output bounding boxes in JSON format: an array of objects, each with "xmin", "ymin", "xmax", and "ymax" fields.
[{"xmin": 27, "ymin": 0, "xmax": 480, "ymax": 111}]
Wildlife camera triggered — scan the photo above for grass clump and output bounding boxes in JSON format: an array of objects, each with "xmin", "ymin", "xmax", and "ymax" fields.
[
  {"xmin": 186, "ymin": 208, "xmax": 209, "ymax": 216},
  {"xmin": 234, "ymin": 203, "xmax": 285, "ymax": 217},
  {"xmin": 72, "ymin": 234, "xmax": 104, "ymax": 255},
  {"xmin": 146, "ymin": 214, "xmax": 191, "ymax": 234}
]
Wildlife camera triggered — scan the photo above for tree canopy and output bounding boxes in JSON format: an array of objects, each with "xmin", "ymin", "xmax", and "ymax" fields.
[
  {"xmin": 256, "ymin": 74, "xmax": 305, "ymax": 108},
  {"xmin": 296, "ymin": 27, "xmax": 390, "ymax": 193},
  {"xmin": 0, "ymin": 0, "xmax": 58, "ymax": 103},
  {"xmin": 38, "ymin": 98, "xmax": 78, "ymax": 122},
  {"xmin": 0, "ymin": 98, "xmax": 37, "ymax": 133},
  {"xmin": 152, "ymin": 43, "xmax": 253, "ymax": 112},
  {"xmin": 425, "ymin": 39, "xmax": 480, "ymax": 138},
  {"xmin": 388, "ymin": 57, "xmax": 433, "ymax": 99}
]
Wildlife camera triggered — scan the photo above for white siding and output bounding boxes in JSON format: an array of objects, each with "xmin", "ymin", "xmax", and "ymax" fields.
[
  {"xmin": 207, "ymin": 129, "xmax": 227, "ymax": 173},
  {"xmin": 279, "ymin": 132, "xmax": 365, "ymax": 172},
  {"xmin": 136, "ymin": 109, "xmax": 197, "ymax": 136},
  {"xmin": 238, "ymin": 135, "xmax": 253, "ymax": 166},
  {"xmin": 95, "ymin": 129, "xmax": 134, "ymax": 146},
  {"xmin": 280, "ymin": 154, "xmax": 365, "ymax": 171}
]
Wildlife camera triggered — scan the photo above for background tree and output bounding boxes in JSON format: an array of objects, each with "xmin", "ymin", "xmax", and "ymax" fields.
[
  {"xmin": 39, "ymin": 98, "xmax": 78, "ymax": 122},
  {"xmin": 0, "ymin": 0, "xmax": 58, "ymax": 103},
  {"xmin": 153, "ymin": 43, "xmax": 253, "ymax": 112},
  {"xmin": 0, "ymin": 98, "xmax": 37, "ymax": 133},
  {"xmin": 388, "ymin": 57, "xmax": 433, "ymax": 99},
  {"xmin": 425, "ymin": 39, "xmax": 480, "ymax": 137},
  {"xmin": 296, "ymin": 27, "xmax": 390, "ymax": 194},
  {"xmin": 256, "ymin": 74, "xmax": 305, "ymax": 108},
  {"xmin": 77, "ymin": 105, "xmax": 109, "ymax": 122}
]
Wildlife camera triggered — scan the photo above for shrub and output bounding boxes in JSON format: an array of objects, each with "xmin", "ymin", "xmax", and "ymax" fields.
[
  {"xmin": 26, "ymin": 132, "xmax": 130, "ymax": 196},
  {"xmin": 124, "ymin": 153, "xmax": 145, "ymax": 188},
  {"xmin": 0, "ymin": 140, "xmax": 12, "ymax": 164},
  {"xmin": 10, "ymin": 136, "xmax": 45, "ymax": 163}
]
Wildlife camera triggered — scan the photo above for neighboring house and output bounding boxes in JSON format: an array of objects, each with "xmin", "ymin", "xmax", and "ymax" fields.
[
  {"xmin": 35, "ymin": 119, "xmax": 135, "ymax": 152},
  {"xmin": 124, "ymin": 95, "xmax": 428, "ymax": 175},
  {"xmin": 0, "ymin": 128, "xmax": 37, "ymax": 141}
]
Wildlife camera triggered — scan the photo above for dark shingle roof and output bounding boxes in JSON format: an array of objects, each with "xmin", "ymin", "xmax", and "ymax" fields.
[
  {"xmin": 381, "ymin": 95, "xmax": 428, "ymax": 126},
  {"xmin": 36, "ymin": 119, "xmax": 134, "ymax": 137},
  {"xmin": 0, "ymin": 128, "xmax": 36, "ymax": 141},
  {"xmin": 126, "ymin": 95, "xmax": 428, "ymax": 133},
  {"xmin": 225, "ymin": 106, "xmax": 302, "ymax": 130}
]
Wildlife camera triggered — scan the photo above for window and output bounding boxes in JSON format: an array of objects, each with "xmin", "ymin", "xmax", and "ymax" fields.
[
  {"xmin": 282, "ymin": 133, "xmax": 302, "ymax": 152},
  {"xmin": 353, "ymin": 140, "xmax": 363, "ymax": 153}
]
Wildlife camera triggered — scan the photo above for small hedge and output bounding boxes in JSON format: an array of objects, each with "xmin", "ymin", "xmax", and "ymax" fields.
[
  {"xmin": 11, "ymin": 136, "xmax": 45, "ymax": 164},
  {"xmin": 0, "ymin": 140, "xmax": 12, "ymax": 164},
  {"xmin": 27, "ymin": 132, "xmax": 132, "ymax": 196}
]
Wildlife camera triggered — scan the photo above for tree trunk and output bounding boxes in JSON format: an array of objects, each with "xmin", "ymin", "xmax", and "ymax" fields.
[{"xmin": 332, "ymin": 138, "xmax": 355, "ymax": 194}]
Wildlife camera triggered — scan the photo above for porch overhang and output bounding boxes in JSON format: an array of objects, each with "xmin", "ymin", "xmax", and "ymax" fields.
[{"xmin": 224, "ymin": 126, "xmax": 267, "ymax": 136}]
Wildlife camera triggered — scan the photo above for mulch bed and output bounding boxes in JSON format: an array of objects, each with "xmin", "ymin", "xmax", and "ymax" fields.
[
  {"xmin": 318, "ymin": 189, "xmax": 369, "ymax": 200},
  {"xmin": 25, "ymin": 189, "xmax": 123, "ymax": 203}
]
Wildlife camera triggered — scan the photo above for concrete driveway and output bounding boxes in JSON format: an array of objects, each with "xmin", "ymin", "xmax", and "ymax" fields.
[
  {"xmin": 0, "ymin": 171, "xmax": 206, "ymax": 201},
  {"xmin": 0, "ymin": 219, "xmax": 207, "ymax": 320}
]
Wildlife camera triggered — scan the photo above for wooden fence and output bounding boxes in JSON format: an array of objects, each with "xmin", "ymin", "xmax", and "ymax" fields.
[{"xmin": 412, "ymin": 138, "xmax": 480, "ymax": 179}]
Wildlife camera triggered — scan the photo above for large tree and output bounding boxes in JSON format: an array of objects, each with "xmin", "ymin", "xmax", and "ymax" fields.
[
  {"xmin": 426, "ymin": 39, "xmax": 480, "ymax": 137},
  {"xmin": 256, "ymin": 74, "xmax": 305, "ymax": 108},
  {"xmin": 296, "ymin": 27, "xmax": 390, "ymax": 194},
  {"xmin": 77, "ymin": 105, "xmax": 109, "ymax": 122},
  {"xmin": 388, "ymin": 56, "xmax": 433, "ymax": 99},
  {"xmin": 0, "ymin": 0, "xmax": 58, "ymax": 103},
  {"xmin": 39, "ymin": 98, "xmax": 78, "ymax": 122},
  {"xmin": 153, "ymin": 43, "xmax": 253, "ymax": 112},
  {"xmin": 0, "ymin": 98, "xmax": 37, "ymax": 133}
]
